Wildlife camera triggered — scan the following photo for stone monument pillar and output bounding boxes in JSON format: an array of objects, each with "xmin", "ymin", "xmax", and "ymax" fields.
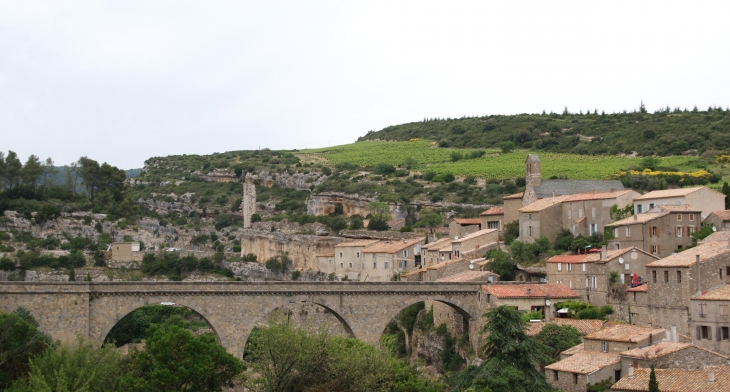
[{"xmin": 242, "ymin": 174, "xmax": 256, "ymax": 229}]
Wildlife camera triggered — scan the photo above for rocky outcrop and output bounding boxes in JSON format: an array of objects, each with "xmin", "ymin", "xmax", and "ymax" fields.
[
  {"xmin": 256, "ymin": 170, "xmax": 327, "ymax": 191},
  {"xmin": 238, "ymin": 229, "xmax": 349, "ymax": 270}
]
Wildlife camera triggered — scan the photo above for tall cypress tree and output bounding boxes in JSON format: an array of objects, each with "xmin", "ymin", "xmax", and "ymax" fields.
[{"xmin": 648, "ymin": 365, "xmax": 659, "ymax": 392}]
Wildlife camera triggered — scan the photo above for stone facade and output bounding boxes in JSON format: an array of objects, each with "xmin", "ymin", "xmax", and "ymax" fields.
[
  {"xmin": 518, "ymin": 196, "xmax": 570, "ymax": 242},
  {"xmin": 633, "ymin": 186, "xmax": 725, "ymax": 220},
  {"xmin": 561, "ymin": 190, "xmax": 639, "ymax": 238},
  {"xmin": 110, "ymin": 242, "xmax": 140, "ymax": 262},
  {"xmin": 690, "ymin": 285, "xmax": 730, "ymax": 355},
  {"xmin": 447, "ymin": 219, "xmax": 482, "ymax": 240},
  {"xmin": 704, "ymin": 210, "xmax": 730, "ymax": 232}
]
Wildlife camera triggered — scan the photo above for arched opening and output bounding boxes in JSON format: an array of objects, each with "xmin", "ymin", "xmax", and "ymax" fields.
[
  {"xmin": 103, "ymin": 303, "xmax": 220, "ymax": 348},
  {"xmin": 379, "ymin": 299, "xmax": 472, "ymax": 373},
  {"xmin": 242, "ymin": 301, "xmax": 354, "ymax": 360}
]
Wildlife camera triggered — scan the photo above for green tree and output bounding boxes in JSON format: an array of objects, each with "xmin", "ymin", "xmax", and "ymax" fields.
[
  {"xmin": 416, "ymin": 211, "xmax": 442, "ymax": 234},
  {"xmin": 119, "ymin": 318, "xmax": 243, "ymax": 392},
  {"xmin": 692, "ymin": 224, "xmax": 715, "ymax": 245},
  {"xmin": 367, "ymin": 202, "xmax": 391, "ymax": 231},
  {"xmin": 4, "ymin": 151, "xmax": 23, "ymax": 190},
  {"xmin": 9, "ymin": 340, "xmax": 123, "ymax": 392},
  {"xmin": 78, "ymin": 157, "xmax": 126, "ymax": 203},
  {"xmin": 533, "ymin": 324, "xmax": 581, "ymax": 366},
  {"xmin": 648, "ymin": 364, "xmax": 659, "ymax": 392},
  {"xmin": 0, "ymin": 308, "xmax": 52, "ymax": 389},
  {"xmin": 498, "ymin": 141, "xmax": 516, "ymax": 153},
  {"xmin": 484, "ymin": 248, "xmax": 516, "ymax": 280},
  {"xmin": 20, "ymin": 155, "xmax": 42, "ymax": 196}
]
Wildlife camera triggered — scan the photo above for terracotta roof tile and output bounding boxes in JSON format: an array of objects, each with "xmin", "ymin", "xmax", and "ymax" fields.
[
  {"xmin": 709, "ymin": 210, "xmax": 730, "ymax": 221},
  {"xmin": 611, "ymin": 366, "xmax": 730, "ymax": 391},
  {"xmin": 436, "ymin": 270, "xmax": 499, "ymax": 282},
  {"xmin": 699, "ymin": 231, "xmax": 730, "ymax": 244},
  {"xmin": 454, "ymin": 218, "xmax": 482, "ymax": 225},
  {"xmin": 606, "ymin": 212, "xmax": 669, "ymax": 227},
  {"xmin": 503, "ymin": 192, "xmax": 524, "ymax": 200},
  {"xmin": 546, "ymin": 254, "xmax": 590, "ymax": 264},
  {"xmin": 526, "ymin": 319, "xmax": 605, "ymax": 336},
  {"xmin": 620, "ymin": 342, "xmax": 694, "ymax": 360},
  {"xmin": 452, "ymin": 228, "xmax": 497, "ymax": 243},
  {"xmin": 335, "ymin": 240, "xmax": 380, "ymax": 248},
  {"xmin": 362, "ymin": 238, "xmax": 423, "ymax": 254},
  {"xmin": 561, "ymin": 343, "xmax": 584, "ymax": 356},
  {"xmin": 646, "ymin": 240, "xmax": 730, "ymax": 267},
  {"xmin": 582, "ymin": 247, "xmax": 658, "ymax": 263},
  {"xmin": 584, "ymin": 324, "xmax": 666, "ymax": 343},
  {"xmin": 427, "ymin": 258, "xmax": 465, "ymax": 270},
  {"xmin": 422, "ymin": 237, "xmax": 452, "ymax": 250},
  {"xmin": 544, "ymin": 351, "xmax": 620, "ymax": 374},
  {"xmin": 656, "ymin": 204, "xmax": 701, "ymax": 212},
  {"xmin": 633, "ymin": 186, "xmax": 705, "ymax": 200},
  {"xmin": 480, "ymin": 207, "xmax": 504, "ymax": 216},
  {"xmin": 694, "ymin": 284, "xmax": 730, "ymax": 300},
  {"xmin": 401, "ymin": 267, "xmax": 426, "ymax": 277},
  {"xmin": 482, "ymin": 283, "xmax": 578, "ymax": 299},
  {"xmin": 563, "ymin": 190, "xmax": 633, "ymax": 202},
  {"xmin": 316, "ymin": 252, "xmax": 335, "ymax": 257},
  {"xmin": 519, "ymin": 195, "xmax": 571, "ymax": 213}
]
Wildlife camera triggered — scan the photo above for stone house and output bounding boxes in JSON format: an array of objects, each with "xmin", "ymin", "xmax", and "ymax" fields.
[
  {"xmin": 502, "ymin": 192, "xmax": 524, "ymax": 225},
  {"xmin": 561, "ymin": 190, "xmax": 640, "ymax": 238},
  {"xmin": 316, "ymin": 252, "xmax": 335, "ymax": 275},
  {"xmin": 643, "ymin": 238, "xmax": 730, "ymax": 335},
  {"xmin": 518, "ymin": 195, "xmax": 571, "ymax": 243},
  {"xmin": 424, "ymin": 258, "xmax": 472, "ymax": 282},
  {"xmin": 110, "ymin": 242, "xmax": 141, "ymax": 262},
  {"xmin": 546, "ymin": 324, "xmax": 666, "ymax": 392},
  {"xmin": 448, "ymin": 218, "xmax": 482, "ymax": 239},
  {"xmin": 704, "ymin": 210, "xmax": 730, "ymax": 232},
  {"xmin": 633, "ymin": 186, "xmax": 725, "ymax": 220},
  {"xmin": 619, "ymin": 341, "xmax": 729, "ymax": 375},
  {"xmin": 479, "ymin": 283, "xmax": 579, "ymax": 322},
  {"xmin": 606, "ymin": 205, "xmax": 701, "ymax": 258},
  {"xmin": 449, "ymin": 228, "xmax": 498, "ymax": 259},
  {"xmin": 546, "ymin": 247, "xmax": 659, "ymax": 306},
  {"xmin": 525, "ymin": 318, "xmax": 605, "ymax": 337},
  {"xmin": 330, "ymin": 240, "xmax": 379, "ymax": 280},
  {"xmin": 611, "ymin": 366, "xmax": 730, "ymax": 391},
  {"xmin": 690, "ymin": 285, "xmax": 730, "ymax": 356},
  {"xmin": 514, "ymin": 264, "xmax": 547, "ymax": 282},
  {"xmin": 361, "ymin": 238, "xmax": 424, "ymax": 281},
  {"xmin": 420, "ymin": 237, "xmax": 452, "ymax": 267},
  {"xmin": 479, "ymin": 207, "xmax": 504, "ymax": 231}
]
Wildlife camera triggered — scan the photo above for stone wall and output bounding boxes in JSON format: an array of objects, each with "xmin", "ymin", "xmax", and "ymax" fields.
[{"xmin": 239, "ymin": 229, "xmax": 349, "ymax": 271}]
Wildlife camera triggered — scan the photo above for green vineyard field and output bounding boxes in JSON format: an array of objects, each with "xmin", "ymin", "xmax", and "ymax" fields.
[{"xmin": 301, "ymin": 140, "xmax": 700, "ymax": 180}]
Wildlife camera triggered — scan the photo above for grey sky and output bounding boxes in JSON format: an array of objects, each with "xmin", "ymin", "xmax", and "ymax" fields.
[{"xmin": 1, "ymin": 1, "xmax": 728, "ymax": 169}]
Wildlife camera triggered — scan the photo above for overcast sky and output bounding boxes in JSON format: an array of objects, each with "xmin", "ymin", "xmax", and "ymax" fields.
[{"xmin": 1, "ymin": 1, "xmax": 729, "ymax": 169}]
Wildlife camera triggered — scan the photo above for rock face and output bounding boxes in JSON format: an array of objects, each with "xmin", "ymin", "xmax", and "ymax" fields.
[
  {"xmin": 411, "ymin": 329, "xmax": 446, "ymax": 369},
  {"xmin": 239, "ymin": 229, "xmax": 348, "ymax": 270}
]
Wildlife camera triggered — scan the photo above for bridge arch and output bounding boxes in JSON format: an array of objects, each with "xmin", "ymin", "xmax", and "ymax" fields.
[{"xmin": 374, "ymin": 295, "xmax": 475, "ymax": 343}]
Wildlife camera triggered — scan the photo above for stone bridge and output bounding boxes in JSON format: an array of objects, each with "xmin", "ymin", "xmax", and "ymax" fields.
[{"xmin": 0, "ymin": 281, "xmax": 483, "ymax": 357}]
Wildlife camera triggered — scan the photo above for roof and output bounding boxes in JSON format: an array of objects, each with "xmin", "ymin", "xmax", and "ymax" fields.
[
  {"xmin": 427, "ymin": 258, "xmax": 465, "ymax": 270},
  {"xmin": 526, "ymin": 319, "xmax": 605, "ymax": 336},
  {"xmin": 646, "ymin": 240, "xmax": 730, "ymax": 268},
  {"xmin": 519, "ymin": 195, "xmax": 571, "ymax": 213},
  {"xmin": 633, "ymin": 186, "xmax": 705, "ymax": 201},
  {"xmin": 605, "ymin": 212, "xmax": 669, "ymax": 227},
  {"xmin": 452, "ymin": 228, "xmax": 497, "ymax": 243},
  {"xmin": 561, "ymin": 343, "xmax": 584, "ymax": 356},
  {"xmin": 563, "ymin": 190, "xmax": 634, "ymax": 202},
  {"xmin": 582, "ymin": 247, "xmax": 658, "ymax": 263},
  {"xmin": 480, "ymin": 207, "xmax": 504, "ymax": 216},
  {"xmin": 316, "ymin": 252, "xmax": 335, "ymax": 257},
  {"xmin": 362, "ymin": 238, "xmax": 422, "ymax": 254},
  {"xmin": 527, "ymin": 154, "xmax": 540, "ymax": 162},
  {"xmin": 533, "ymin": 179, "xmax": 625, "ymax": 199},
  {"xmin": 655, "ymin": 204, "xmax": 702, "ymax": 212},
  {"xmin": 335, "ymin": 239, "xmax": 379, "ymax": 248},
  {"xmin": 611, "ymin": 367, "xmax": 730, "ymax": 391},
  {"xmin": 503, "ymin": 192, "xmax": 524, "ymax": 200},
  {"xmin": 547, "ymin": 254, "xmax": 590, "ymax": 264},
  {"xmin": 620, "ymin": 342, "xmax": 727, "ymax": 360},
  {"xmin": 544, "ymin": 351, "xmax": 620, "ymax": 375},
  {"xmin": 584, "ymin": 324, "xmax": 665, "ymax": 343},
  {"xmin": 709, "ymin": 210, "xmax": 730, "ymax": 221},
  {"xmin": 436, "ymin": 270, "xmax": 499, "ymax": 282},
  {"xmin": 699, "ymin": 231, "xmax": 730, "ymax": 245},
  {"xmin": 401, "ymin": 267, "xmax": 426, "ymax": 277},
  {"xmin": 515, "ymin": 264, "xmax": 547, "ymax": 274},
  {"xmin": 694, "ymin": 284, "xmax": 730, "ymax": 300},
  {"xmin": 482, "ymin": 283, "xmax": 578, "ymax": 299},
  {"xmin": 422, "ymin": 237, "xmax": 452, "ymax": 250},
  {"xmin": 626, "ymin": 284, "xmax": 648, "ymax": 292},
  {"xmin": 453, "ymin": 218, "xmax": 482, "ymax": 226}
]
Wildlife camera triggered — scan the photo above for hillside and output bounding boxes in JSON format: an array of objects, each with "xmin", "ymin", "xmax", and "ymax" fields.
[{"xmin": 358, "ymin": 107, "xmax": 730, "ymax": 156}]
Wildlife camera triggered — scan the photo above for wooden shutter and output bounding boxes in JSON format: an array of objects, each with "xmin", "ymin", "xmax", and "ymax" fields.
[
  {"xmin": 697, "ymin": 326, "xmax": 702, "ymax": 340},
  {"xmin": 709, "ymin": 327, "xmax": 713, "ymax": 341},
  {"xmin": 657, "ymin": 245, "xmax": 661, "ymax": 254}
]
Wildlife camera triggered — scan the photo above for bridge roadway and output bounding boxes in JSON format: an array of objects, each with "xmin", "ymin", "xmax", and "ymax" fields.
[{"xmin": 0, "ymin": 281, "xmax": 483, "ymax": 357}]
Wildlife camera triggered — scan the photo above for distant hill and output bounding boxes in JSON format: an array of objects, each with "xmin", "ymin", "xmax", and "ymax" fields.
[
  {"xmin": 358, "ymin": 107, "xmax": 730, "ymax": 156},
  {"xmin": 125, "ymin": 168, "xmax": 142, "ymax": 178}
]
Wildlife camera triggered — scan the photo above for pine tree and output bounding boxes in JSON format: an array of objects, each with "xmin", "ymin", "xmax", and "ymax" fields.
[
  {"xmin": 639, "ymin": 100, "xmax": 647, "ymax": 113},
  {"xmin": 68, "ymin": 266, "xmax": 76, "ymax": 282},
  {"xmin": 648, "ymin": 365, "xmax": 659, "ymax": 392}
]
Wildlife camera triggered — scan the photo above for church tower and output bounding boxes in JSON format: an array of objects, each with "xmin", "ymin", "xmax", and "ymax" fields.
[{"xmin": 525, "ymin": 154, "xmax": 541, "ymax": 187}]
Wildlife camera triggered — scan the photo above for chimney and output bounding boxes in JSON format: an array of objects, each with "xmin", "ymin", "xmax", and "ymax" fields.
[
  {"xmin": 628, "ymin": 364, "xmax": 634, "ymax": 379},
  {"xmin": 696, "ymin": 254, "xmax": 702, "ymax": 295},
  {"xmin": 709, "ymin": 369, "xmax": 715, "ymax": 384},
  {"xmin": 671, "ymin": 325, "xmax": 678, "ymax": 343},
  {"xmin": 601, "ymin": 245, "xmax": 607, "ymax": 261},
  {"xmin": 649, "ymin": 333, "xmax": 653, "ymax": 345}
]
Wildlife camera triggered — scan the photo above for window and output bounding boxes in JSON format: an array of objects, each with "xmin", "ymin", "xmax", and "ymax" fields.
[
  {"xmin": 626, "ymin": 226, "xmax": 631, "ymax": 237},
  {"xmin": 650, "ymin": 226, "xmax": 658, "ymax": 237},
  {"xmin": 700, "ymin": 303, "xmax": 707, "ymax": 317},
  {"xmin": 348, "ymin": 263, "xmax": 352, "ymax": 268},
  {"xmin": 340, "ymin": 263, "xmax": 344, "ymax": 269},
  {"xmin": 589, "ymin": 224, "xmax": 598, "ymax": 236},
  {"xmin": 664, "ymin": 270, "xmax": 669, "ymax": 283},
  {"xmin": 699, "ymin": 325, "xmax": 710, "ymax": 339},
  {"xmin": 649, "ymin": 203, "xmax": 655, "ymax": 209},
  {"xmin": 614, "ymin": 228, "xmax": 618, "ymax": 238},
  {"xmin": 676, "ymin": 226, "xmax": 683, "ymax": 237},
  {"xmin": 373, "ymin": 262, "xmax": 376, "ymax": 269},
  {"xmin": 398, "ymin": 261, "xmax": 402, "ymax": 268},
  {"xmin": 566, "ymin": 263, "xmax": 572, "ymax": 272},
  {"xmin": 528, "ymin": 214, "xmax": 532, "ymax": 220},
  {"xmin": 579, "ymin": 209, "xmax": 583, "ymax": 218},
  {"xmin": 689, "ymin": 226, "xmax": 696, "ymax": 235},
  {"xmin": 636, "ymin": 204, "xmax": 643, "ymax": 214},
  {"xmin": 592, "ymin": 207, "xmax": 596, "ymax": 218},
  {"xmin": 568, "ymin": 210, "xmax": 572, "ymax": 219},
  {"xmin": 339, "ymin": 252, "xmax": 343, "ymax": 258},
  {"xmin": 677, "ymin": 214, "xmax": 682, "ymax": 221},
  {"xmin": 402, "ymin": 250, "xmax": 409, "ymax": 257},
  {"xmin": 529, "ymin": 226, "xmax": 533, "ymax": 237},
  {"xmin": 585, "ymin": 278, "xmax": 589, "ymax": 288},
  {"xmin": 689, "ymin": 214, "xmax": 695, "ymax": 221},
  {"xmin": 651, "ymin": 245, "xmax": 660, "ymax": 254},
  {"xmin": 361, "ymin": 263, "xmax": 364, "ymax": 269},
  {"xmin": 356, "ymin": 252, "xmax": 360, "ymax": 258},
  {"xmin": 652, "ymin": 270, "xmax": 657, "ymax": 283},
  {"xmin": 384, "ymin": 262, "xmax": 388, "ymax": 269},
  {"xmin": 553, "ymin": 371, "xmax": 559, "ymax": 381},
  {"xmin": 625, "ymin": 263, "xmax": 630, "ymax": 270},
  {"xmin": 615, "ymin": 244, "xmax": 621, "ymax": 249},
  {"xmin": 677, "ymin": 270, "xmax": 681, "ymax": 283},
  {"xmin": 557, "ymin": 263, "xmax": 562, "ymax": 271},
  {"xmin": 720, "ymin": 304, "xmax": 728, "ymax": 317},
  {"xmin": 592, "ymin": 276, "xmax": 598, "ymax": 289},
  {"xmin": 601, "ymin": 341, "xmax": 608, "ymax": 352},
  {"xmin": 573, "ymin": 373, "xmax": 579, "ymax": 384},
  {"xmin": 723, "ymin": 327, "xmax": 730, "ymax": 340},
  {"xmin": 488, "ymin": 221, "xmax": 499, "ymax": 229},
  {"xmin": 582, "ymin": 263, "xmax": 586, "ymax": 271}
]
